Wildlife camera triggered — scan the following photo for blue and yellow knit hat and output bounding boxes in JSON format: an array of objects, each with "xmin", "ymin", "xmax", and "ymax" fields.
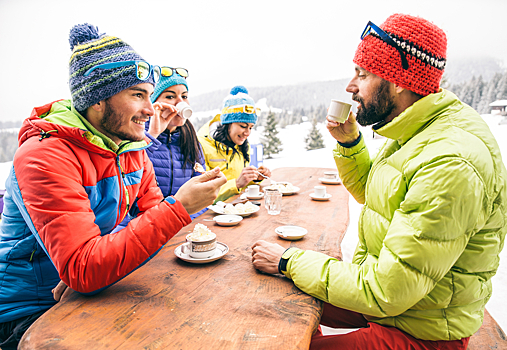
[
  {"xmin": 151, "ymin": 71, "xmax": 188, "ymax": 103},
  {"xmin": 68, "ymin": 23, "xmax": 156, "ymax": 113},
  {"xmin": 220, "ymin": 86, "xmax": 258, "ymax": 125}
]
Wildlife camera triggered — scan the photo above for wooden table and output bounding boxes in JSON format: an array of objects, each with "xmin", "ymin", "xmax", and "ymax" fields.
[{"xmin": 20, "ymin": 167, "xmax": 350, "ymax": 350}]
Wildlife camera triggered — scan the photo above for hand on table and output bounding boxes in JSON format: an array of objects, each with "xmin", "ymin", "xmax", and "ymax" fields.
[
  {"xmin": 251, "ymin": 240, "xmax": 286, "ymax": 275},
  {"xmin": 174, "ymin": 167, "xmax": 227, "ymax": 214},
  {"xmin": 326, "ymin": 111, "xmax": 360, "ymax": 144},
  {"xmin": 52, "ymin": 280, "xmax": 72, "ymax": 302},
  {"xmin": 148, "ymin": 102, "xmax": 179, "ymax": 139}
]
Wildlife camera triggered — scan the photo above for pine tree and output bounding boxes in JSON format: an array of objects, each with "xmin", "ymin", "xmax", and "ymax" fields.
[
  {"xmin": 470, "ymin": 76, "xmax": 484, "ymax": 111},
  {"xmin": 477, "ymin": 73, "xmax": 502, "ymax": 114},
  {"xmin": 261, "ymin": 110, "xmax": 283, "ymax": 159},
  {"xmin": 305, "ymin": 117, "xmax": 325, "ymax": 150}
]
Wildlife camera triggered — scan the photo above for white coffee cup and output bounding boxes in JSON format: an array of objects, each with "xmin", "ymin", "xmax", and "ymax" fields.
[
  {"xmin": 176, "ymin": 101, "xmax": 193, "ymax": 119},
  {"xmin": 314, "ymin": 186, "xmax": 327, "ymax": 198},
  {"xmin": 324, "ymin": 171, "xmax": 338, "ymax": 180},
  {"xmin": 182, "ymin": 232, "xmax": 217, "ymax": 259},
  {"xmin": 247, "ymin": 185, "xmax": 260, "ymax": 197},
  {"xmin": 328, "ymin": 100, "xmax": 352, "ymax": 123}
]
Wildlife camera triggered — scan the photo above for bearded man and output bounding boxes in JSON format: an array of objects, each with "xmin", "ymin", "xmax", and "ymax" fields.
[{"xmin": 252, "ymin": 13, "xmax": 507, "ymax": 350}]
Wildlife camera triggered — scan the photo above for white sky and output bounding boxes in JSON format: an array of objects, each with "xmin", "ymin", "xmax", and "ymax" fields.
[{"xmin": 1, "ymin": 0, "xmax": 506, "ymax": 122}]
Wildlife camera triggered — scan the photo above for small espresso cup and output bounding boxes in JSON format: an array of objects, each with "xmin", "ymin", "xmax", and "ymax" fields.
[
  {"xmin": 247, "ymin": 185, "xmax": 260, "ymax": 197},
  {"xmin": 181, "ymin": 232, "xmax": 217, "ymax": 259},
  {"xmin": 176, "ymin": 101, "xmax": 193, "ymax": 119},
  {"xmin": 323, "ymin": 171, "xmax": 338, "ymax": 180},
  {"xmin": 328, "ymin": 100, "xmax": 352, "ymax": 123},
  {"xmin": 314, "ymin": 186, "xmax": 327, "ymax": 198}
]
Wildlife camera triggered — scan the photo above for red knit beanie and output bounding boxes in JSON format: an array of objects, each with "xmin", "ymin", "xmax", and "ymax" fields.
[{"xmin": 353, "ymin": 13, "xmax": 447, "ymax": 96}]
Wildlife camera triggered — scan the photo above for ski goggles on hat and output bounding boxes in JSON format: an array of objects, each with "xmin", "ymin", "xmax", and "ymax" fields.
[
  {"xmin": 160, "ymin": 67, "xmax": 189, "ymax": 78},
  {"xmin": 84, "ymin": 60, "xmax": 161, "ymax": 82},
  {"xmin": 361, "ymin": 21, "xmax": 409, "ymax": 70}
]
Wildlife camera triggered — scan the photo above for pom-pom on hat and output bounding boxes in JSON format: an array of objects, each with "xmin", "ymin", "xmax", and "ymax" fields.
[
  {"xmin": 68, "ymin": 23, "xmax": 156, "ymax": 112},
  {"xmin": 353, "ymin": 13, "xmax": 447, "ymax": 96},
  {"xmin": 151, "ymin": 71, "xmax": 188, "ymax": 103},
  {"xmin": 220, "ymin": 86, "xmax": 258, "ymax": 125}
]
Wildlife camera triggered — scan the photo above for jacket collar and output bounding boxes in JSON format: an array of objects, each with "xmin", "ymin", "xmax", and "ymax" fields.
[
  {"xmin": 374, "ymin": 89, "xmax": 457, "ymax": 146},
  {"xmin": 23, "ymin": 99, "xmax": 150, "ymax": 154}
]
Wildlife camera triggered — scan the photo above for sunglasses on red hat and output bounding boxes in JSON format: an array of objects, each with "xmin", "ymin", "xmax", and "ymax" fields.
[
  {"xmin": 160, "ymin": 67, "xmax": 189, "ymax": 79},
  {"xmin": 361, "ymin": 21, "xmax": 409, "ymax": 70},
  {"xmin": 84, "ymin": 60, "xmax": 161, "ymax": 83}
]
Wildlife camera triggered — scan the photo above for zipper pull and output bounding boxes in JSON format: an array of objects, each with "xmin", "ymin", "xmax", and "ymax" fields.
[
  {"xmin": 30, "ymin": 249, "xmax": 36, "ymax": 261},
  {"xmin": 39, "ymin": 129, "xmax": 58, "ymax": 142}
]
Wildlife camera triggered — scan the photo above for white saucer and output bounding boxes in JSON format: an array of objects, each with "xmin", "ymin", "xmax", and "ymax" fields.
[
  {"xmin": 247, "ymin": 192, "xmax": 264, "ymax": 200},
  {"xmin": 240, "ymin": 192, "xmax": 264, "ymax": 200},
  {"xmin": 174, "ymin": 242, "xmax": 229, "ymax": 264},
  {"xmin": 319, "ymin": 177, "xmax": 341, "ymax": 185},
  {"xmin": 213, "ymin": 214, "xmax": 243, "ymax": 226},
  {"xmin": 309, "ymin": 193, "xmax": 332, "ymax": 201},
  {"xmin": 275, "ymin": 226, "xmax": 308, "ymax": 241}
]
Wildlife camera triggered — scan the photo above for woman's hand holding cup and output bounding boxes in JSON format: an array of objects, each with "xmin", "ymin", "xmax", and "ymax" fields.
[{"xmin": 148, "ymin": 101, "xmax": 179, "ymax": 139}]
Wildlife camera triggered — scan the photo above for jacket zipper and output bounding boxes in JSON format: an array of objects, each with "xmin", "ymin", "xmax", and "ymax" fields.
[
  {"xmin": 116, "ymin": 156, "xmax": 130, "ymax": 223},
  {"xmin": 167, "ymin": 133, "xmax": 174, "ymax": 195}
]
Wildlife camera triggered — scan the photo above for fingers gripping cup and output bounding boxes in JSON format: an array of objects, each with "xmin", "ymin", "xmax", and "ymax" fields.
[
  {"xmin": 328, "ymin": 100, "xmax": 352, "ymax": 123},
  {"xmin": 176, "ymin": 101, "xmax": 193, "ymax": 119},
  {"xmin": 181, "ymin": 224, "xmax": 217, "ymax": 259}
]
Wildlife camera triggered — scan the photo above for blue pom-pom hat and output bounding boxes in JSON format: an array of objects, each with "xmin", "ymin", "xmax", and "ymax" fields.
[
  {"xmin": 68, "ymin": 23, "xmax": 155, "ymax": 113},
  {"xmin": 219, "ymin": 86, "xmax": 258, "ymax": 125}
]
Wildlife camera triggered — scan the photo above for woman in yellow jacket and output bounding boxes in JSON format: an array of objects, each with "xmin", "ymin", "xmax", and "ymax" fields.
[{"xmin": 197, "ymin": 86, "xmax": 271, "ymax": 203}]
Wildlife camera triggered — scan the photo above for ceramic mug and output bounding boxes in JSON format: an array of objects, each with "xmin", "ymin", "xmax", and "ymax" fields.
[
  {"xmin": 323, "ymin": 171, "xmax": 338, "ymax": 180},
  {"xmin": 181, "ymin": 233, "xmax": 217, "ymax": 259},
  {"xmin": 247, "ymin": 185, "xmax": 260, "ymax": 197},
  {"xmin": 314, "ymin": 186, "xmax": 327, "ymax": 198},
  {"xmin": 328, "ymin": 100, "xmax": 351, "ymax": 123},
  {"xmin": 176, "ymin": 101, "xmax": 193, "ymax": 119}
]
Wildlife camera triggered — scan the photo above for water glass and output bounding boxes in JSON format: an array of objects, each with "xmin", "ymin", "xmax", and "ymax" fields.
[{"xmin": 265, "ymin": 188, "xmax": 282, "ymax": 215}]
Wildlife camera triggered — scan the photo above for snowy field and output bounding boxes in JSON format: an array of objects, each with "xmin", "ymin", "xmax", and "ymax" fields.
[{"xmin": 1, "ymin": 114, "xmax": 506, "ymax": 332}]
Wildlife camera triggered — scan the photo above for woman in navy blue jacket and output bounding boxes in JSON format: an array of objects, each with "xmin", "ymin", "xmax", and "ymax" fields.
[{"xmin": 114, "ymin": 67, "xmax": 206, "ymax": 232}]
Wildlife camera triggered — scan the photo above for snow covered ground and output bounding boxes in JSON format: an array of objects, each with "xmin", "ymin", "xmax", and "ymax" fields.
[{"xmin": 1, "ymin": 114, "xmax": 506, "ymax": 332}]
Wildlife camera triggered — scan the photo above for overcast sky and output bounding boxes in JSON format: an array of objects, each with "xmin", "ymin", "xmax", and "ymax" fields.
[{"xmin": 1, "ymin": 0, "xmax": 506, "ymax": 122}]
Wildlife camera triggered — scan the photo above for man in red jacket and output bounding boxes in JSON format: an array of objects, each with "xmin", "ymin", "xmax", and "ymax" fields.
[{"xmin": 0, "ymin": 23, "xmax": 226, "ymax": 349}]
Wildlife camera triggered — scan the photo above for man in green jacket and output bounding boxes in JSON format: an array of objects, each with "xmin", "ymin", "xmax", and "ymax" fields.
[{"xmin": 252, "ymin": 13, "xmax": 507, "ymax": 350}]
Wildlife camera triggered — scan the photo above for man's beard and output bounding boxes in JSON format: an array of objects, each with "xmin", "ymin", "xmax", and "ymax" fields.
[
  {"xmin": 354, "ymin": 80, "xmax": 396, "ymax": 127},
  {"xmin": 100, "ymin": 101, "xmax": 144, "ymax": 142}
]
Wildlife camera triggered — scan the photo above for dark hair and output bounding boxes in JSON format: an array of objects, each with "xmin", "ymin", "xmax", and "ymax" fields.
[
  {"xmin": 176, "ymin": 120, "xmax": 203, "ymax": 170},
  {"xmin": 212, "ymin": 123, "xmax": 250, "ymax": 164}
]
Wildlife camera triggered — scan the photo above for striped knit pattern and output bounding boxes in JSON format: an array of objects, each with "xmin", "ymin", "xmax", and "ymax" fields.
[
  {"xmin": 68, "ymin": 25, "xmax": 155, "ymax": 112},
  {"xmin": 354, "ymin": 14, "xmax": 447, "ymax": 96},
  {"xmin": 220, "ymin": 86, "xmax": 258, "ymax": 125}
]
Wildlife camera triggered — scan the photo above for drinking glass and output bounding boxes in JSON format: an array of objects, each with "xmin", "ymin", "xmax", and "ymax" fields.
[{"xmin": 265, "ymin": 188, "xmax": 282, "ymax": 215}]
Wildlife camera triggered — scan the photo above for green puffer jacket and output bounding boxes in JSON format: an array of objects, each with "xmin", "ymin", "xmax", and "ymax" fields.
[{"xmin": 281, "ymin": 89, "xmax": 507, "ymax": 341}]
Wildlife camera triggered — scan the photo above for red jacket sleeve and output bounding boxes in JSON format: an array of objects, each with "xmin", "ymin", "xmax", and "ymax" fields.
[{"xmin": 15, "ymin": 137, "xmax": 191, "ymax": 293}]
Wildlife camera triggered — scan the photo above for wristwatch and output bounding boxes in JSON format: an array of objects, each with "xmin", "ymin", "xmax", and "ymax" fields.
[{"xmin": 278, "ymin": 248, "xmax": 291, "ymax": 274}]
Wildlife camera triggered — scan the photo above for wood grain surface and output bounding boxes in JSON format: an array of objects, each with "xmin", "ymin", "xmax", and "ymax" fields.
[{"xmin": 20, "ymin": 167, "xmax": 350, "ymax": 350}]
